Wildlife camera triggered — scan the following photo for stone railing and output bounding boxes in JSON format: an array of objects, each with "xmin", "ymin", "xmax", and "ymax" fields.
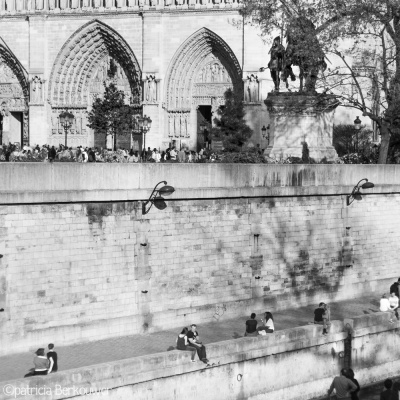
[{"xmin": 0, "ymin": 0, "xmax": 242, "ymax": 14}]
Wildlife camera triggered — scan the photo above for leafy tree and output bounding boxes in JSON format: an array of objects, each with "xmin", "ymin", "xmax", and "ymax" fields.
[
  {"xmin": 241, "ymin": 0, "xmax": 400, "ymax": 163},
  {"xmin": 332, "ymin": 124, "xmax": 374, "ymax": 157},
  {"xmin": 210, "ymin": 89, "xmax": 253, "ymax": 152},
  {"xmin": 87, "ymin": 83, "xmax": 136, "ymax": 150}
]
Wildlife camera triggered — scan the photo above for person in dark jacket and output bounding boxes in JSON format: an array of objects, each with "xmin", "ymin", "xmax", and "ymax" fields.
[
  {"xmin": 346, "ymin": 369, "xmax": 360, "ymax": 400},
  {"xmin": 49, "ymin": 146, "xmax": 57, "ymax": 162},
  {"xmin": 390, "ymin": 278, "xmax": 400, "ymax": 298},
  {"xmin": 381, "ymin": 379, "xmax": 394, "ymax": 400}
]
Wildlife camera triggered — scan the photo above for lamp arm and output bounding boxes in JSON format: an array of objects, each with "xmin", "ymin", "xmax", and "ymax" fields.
[{"xmin": 354, "ymin": 178, "xmax": 368, "ymax": 189}]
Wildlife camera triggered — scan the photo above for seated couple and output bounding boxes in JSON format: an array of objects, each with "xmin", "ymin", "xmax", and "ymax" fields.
[
  {"xmin": 245, "ymin": 312, "xmax": 275, "ymax": 337},
  {"xmin": 176, "ymin": 324, "xmax": 209, "ymax": 364}
]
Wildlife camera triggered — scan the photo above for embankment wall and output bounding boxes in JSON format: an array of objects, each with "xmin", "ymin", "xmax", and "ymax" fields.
[{"xmin": 0, "ymin": 164, "xmax": 399, "ymax": 355}]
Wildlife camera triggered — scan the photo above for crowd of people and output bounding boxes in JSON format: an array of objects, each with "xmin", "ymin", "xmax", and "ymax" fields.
[{"xmin": 0, "ymin": 143, "xmax": 219, "ymax": 163}]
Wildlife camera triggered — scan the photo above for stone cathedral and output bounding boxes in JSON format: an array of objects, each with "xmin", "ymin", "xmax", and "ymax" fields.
[{"xmin": 0, "ymin": 0, "xmax": 270, "ymax": 151}]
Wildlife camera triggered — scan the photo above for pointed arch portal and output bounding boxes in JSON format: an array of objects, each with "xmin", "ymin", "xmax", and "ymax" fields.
[
  {"xmin": 0, "ymin": 39, "xmax": 29, "ymax": 146},
  {"xmin": 48, "ymin": 20, "xmax": 142, "ymax": 146},
  {"xmin": 164, "ymin": 28, "xmax": 242, "ymax": 142}
]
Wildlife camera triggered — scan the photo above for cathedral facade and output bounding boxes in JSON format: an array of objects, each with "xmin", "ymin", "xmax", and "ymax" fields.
[{"xmin": 0, "ymin": 1, "xmax": 270, "ymax": 151}]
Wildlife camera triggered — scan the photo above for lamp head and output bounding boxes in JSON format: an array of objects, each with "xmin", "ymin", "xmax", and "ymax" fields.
[
  {"xmin": 354, "ymin": 116, "xmax": 362, "ymax": 130},
  {"xmin": 158, "ymin": 185, "xmax": 175, "ymax": 196},
  {"xmin": 153, "ymin": 197, "xmax": 167, "ymax": 211},
  {"xmin": 361, "ymin": 181, "xmax": 374, "ymax": 189}
]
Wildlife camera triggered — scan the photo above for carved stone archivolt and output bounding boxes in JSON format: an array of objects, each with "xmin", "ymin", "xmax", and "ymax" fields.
[
  {"xmin": 165, "ymin": 28, "xmax": 242, "ymax": 111},
  {"xmin": 0, "ymin": 40, "xmax": 29, "ymax": 144},
  {"xmin": 164, "ymin": 28, "xmax": 242, "ymax": 138},
  {"xmin": 48, "ymin": 20, "xmax": 142, "ymax": 108}
]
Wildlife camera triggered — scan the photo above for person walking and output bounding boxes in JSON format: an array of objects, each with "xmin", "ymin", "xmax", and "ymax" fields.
[
  {"xmin": 47, "ymin": 343, "xmax": 58, "ymax": 373},
  {"xmin": 327, "ymin": 368, "xmax": 358, "ymax": 399},
  {"xmin": 176, "ymin": 328, "xmax": 197, "ymax": 362}
]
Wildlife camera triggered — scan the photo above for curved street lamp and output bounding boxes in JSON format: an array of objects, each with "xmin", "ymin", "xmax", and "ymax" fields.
[
  {"xmin": 347, "ymin": 178, "xmax": 375, "ymax": 206},
  {"xmin": 142, "ymin": 181, "xmax": 175, "ymax": 215},
  {"xmin": 59, "ymin": 110, "xmax": 75, "ymax": 148}
]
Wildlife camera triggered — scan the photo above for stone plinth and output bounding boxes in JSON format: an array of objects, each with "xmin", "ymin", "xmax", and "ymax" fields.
[{"xmin": 264, "ymin": 93, "xmax": 339, "ymax": 161}]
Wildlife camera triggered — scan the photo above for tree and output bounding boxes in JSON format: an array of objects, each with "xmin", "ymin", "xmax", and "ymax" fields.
[
  {"xmin": 210, "ymin": 89, "xmax": 253, "ymax": 152},
  {"xmin": 333, "ymin": 124, "xmax": 376, "ymax": 161},
  {"xmin": 241, "ymin": 0, "xmax": 400, "ymax": 163},
  {"xmin": 87, "ymin": 83, "xmax": 136, "ymax": 150}
]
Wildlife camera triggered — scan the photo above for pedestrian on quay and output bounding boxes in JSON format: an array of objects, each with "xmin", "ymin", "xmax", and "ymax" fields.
[
  {"xmin": 257, "ymin": 312, "xmax": 274, "ymax": 335},
  {"xmin": 47, "ymin": 343, "xmax": 58, "ymax": 373},
  {"xmin": 389, "ymin": 278, "xmax": 400, "ymax": 298},
  {"xmin": 389, "ymin": 292, "xmax": 399, "ymax": 321},
  {"xmin": 244, "ymin": 313, "xmax": 258, "ymax": 337},
  {"xmin": 381, "ymin": 379, "xmax": 394, "ymax": 400},
  {"xmin": 187, "ymin": 324, "xmax": 209, "ymax": 364},
  {"xmin": 327, "ymin": 368, "xmax": 358, "ymax": 399},
  {"xmin": 33, "ymin": 348, "xmax": 50, "ymax": 375},
  {"xmin": 176, "ymin": 327, "xmax": 197, "ymax": 362},
  {"xmin": 346, "ymin": 369, "xmax": 360, "ymax": 400},
  {"xmin": 380, "ymin": 294, "xmax": 395, "ymax": 323}
]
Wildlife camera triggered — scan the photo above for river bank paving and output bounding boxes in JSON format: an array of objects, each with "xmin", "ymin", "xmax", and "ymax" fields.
[{"xmin": 0, "ymin": 295, "xmax": 384, "ymax": 383}]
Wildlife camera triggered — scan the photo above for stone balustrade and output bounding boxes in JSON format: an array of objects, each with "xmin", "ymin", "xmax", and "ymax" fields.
[{"xmin": 0, "ymin": 0, "xmax": 242, "ymax": 14}]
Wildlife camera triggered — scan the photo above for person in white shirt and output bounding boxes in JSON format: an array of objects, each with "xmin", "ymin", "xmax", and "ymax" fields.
[
  {"xmin": 380, "ymin": 294, "xmax": 395, "ymax": 323},
  {"xmin": 389, "ymin": 292, "xmax": 399, "ymax": 320},
  {"xmin": 257, "ymin": 311, "xmax": 274, "ymax": 334}
]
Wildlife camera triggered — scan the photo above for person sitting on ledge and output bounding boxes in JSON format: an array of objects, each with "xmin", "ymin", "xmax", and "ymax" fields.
[
  {"xmin": 187, "ymin": 324, "xmax": 209, "ymax": 364},
  {"xmin": 176, "ymin": 327, "xmax": 197, "ymax": 363},
  {"xmin": 380, "ymin": 294, "xmax": 395, "ymax": 323},
  {"xmin": 244, "ymin": 313, "xmax": 258, "ymax": 337},
  {"xmin": 313, "ymin": 302, "xmax": 329, "ymax": 335},
  {"xmin": 257, "ymin": 312, "xmax": 274, "ymax": 335}
]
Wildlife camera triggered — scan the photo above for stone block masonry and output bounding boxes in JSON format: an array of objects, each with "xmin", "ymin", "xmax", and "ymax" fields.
[{"xmin": 0, "ymin": 164, "xmax": 400, "ymax": 355}]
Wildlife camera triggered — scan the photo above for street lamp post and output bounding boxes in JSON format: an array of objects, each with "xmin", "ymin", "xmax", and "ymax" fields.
[
  {"xmin": 354, "ymin": 116, "xmax": 362, "ymax": 156},
  {"xmin": 137, "ymin": 115, "xmax": 152, "ymax": 152},
  {"xmin": 59, "ymin": 110, "xmax": 75, "ymax": 148}
]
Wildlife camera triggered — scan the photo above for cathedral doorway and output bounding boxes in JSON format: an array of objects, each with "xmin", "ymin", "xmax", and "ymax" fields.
[{"xmin": 197, "ymin": 105, "xmax": 212, "ymax": 151}]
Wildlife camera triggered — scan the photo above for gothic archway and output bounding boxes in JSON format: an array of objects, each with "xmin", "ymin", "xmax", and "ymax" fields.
[
  {"xmin": 0, "ymin": 39, "xmax": 29, "ymax": 146},
  {"xmin": 164, "ymin": 28, "xmax": 242, "ymax": 142},
  {"xmin": 48, "ymin": 20, "xmax": 142, "ymax": 146}
]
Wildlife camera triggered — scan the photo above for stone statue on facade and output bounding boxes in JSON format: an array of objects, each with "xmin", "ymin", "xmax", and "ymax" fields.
[{"xmin": 146, "ymin": 74, "xmax": 156, "ymax": 102}]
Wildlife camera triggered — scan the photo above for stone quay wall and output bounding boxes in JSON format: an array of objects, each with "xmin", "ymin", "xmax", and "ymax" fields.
[
  {"xmin": 1, "ymin": 312, "xmax": 399, "ymax": 400},
  {"xmin": 0, "ymin": 164, "xmax": 399, "ymax": 356}
]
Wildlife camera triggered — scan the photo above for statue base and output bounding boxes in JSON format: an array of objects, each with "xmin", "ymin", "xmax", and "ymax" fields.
[{"xmin": 264, "ymin": 93, "xmax": 339, "ymax": 162}]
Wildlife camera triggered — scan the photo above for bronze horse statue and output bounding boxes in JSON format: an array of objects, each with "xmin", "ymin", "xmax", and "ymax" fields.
[
  {"xmin": 261, "ymin": 17, "xmax": 327, "ymax": 93},
  {"xmin": 282, "ymin": 17, "xmax": 327, "ymax": 92}
]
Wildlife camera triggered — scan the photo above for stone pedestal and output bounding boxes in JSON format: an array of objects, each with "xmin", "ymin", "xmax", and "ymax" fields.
[{"xmin": 264, "ymin": 93, "xmax": 339, "ymax": 161}]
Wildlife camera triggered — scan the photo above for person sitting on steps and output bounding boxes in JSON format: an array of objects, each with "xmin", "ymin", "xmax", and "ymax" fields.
[{"xmin": 186, "ymin": 324, "xmax": 209, "ymax": 364}]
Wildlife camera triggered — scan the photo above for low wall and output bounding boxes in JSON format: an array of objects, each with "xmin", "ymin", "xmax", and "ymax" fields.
[{"xmin": 1, "ymin": 313, "xmax": 398, "ymax": 400}]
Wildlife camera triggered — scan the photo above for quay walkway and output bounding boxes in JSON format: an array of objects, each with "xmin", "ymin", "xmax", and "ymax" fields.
[{"xmin": 0, "ymin": 295, "xmax": 394, "ymax": 399}]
